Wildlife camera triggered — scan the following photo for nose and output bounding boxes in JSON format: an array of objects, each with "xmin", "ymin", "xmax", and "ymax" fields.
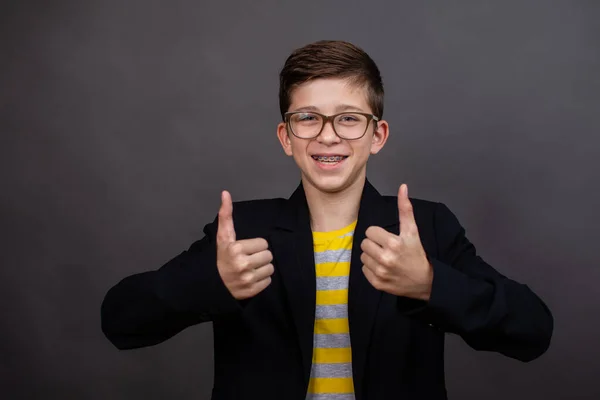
[{"xmin": 317, "ymin": 120, "xmax": 341, "ymax": 144}]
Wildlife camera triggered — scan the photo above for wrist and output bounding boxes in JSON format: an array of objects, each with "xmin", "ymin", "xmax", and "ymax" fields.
[{"xmin": 413, "ymin": 260, "xmax": 434, "ymax": 301}]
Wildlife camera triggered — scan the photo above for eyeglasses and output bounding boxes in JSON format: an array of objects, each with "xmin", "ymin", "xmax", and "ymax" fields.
[{"xmin": 284, "ymin": 111, "xmax": 379, "ymax": 140}]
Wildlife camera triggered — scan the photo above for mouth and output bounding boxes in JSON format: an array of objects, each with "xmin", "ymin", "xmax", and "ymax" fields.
[
  {"xmin": 310, "ymin": 154, "xmax": 349, "ymax": 169},
  {"xmin": 311, "ymin": 155, "xmax": 349, "ymax": 163}
]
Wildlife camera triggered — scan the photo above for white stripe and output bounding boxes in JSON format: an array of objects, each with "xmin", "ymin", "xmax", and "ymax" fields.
[
  {"xmin": 315, "ymin": 304, "xmax": 348, "ymax": 320},
  {"xmin": 310, "ymin": 362, "xmax": 354, "ymax": 378},
  {"xmin": 316, "ymin": 276, "xmax": 349, "ymax": 291},
  {"xmin": 314, "ymin": 249, "xmax": 352, "ymax": 264},
  {"xmin": 306, "ymin": 393, "xmax": 355, "ymax": 400},
  {"xmin": 313, "ymin": 333, "xmax": 351, "ymax": 348}
]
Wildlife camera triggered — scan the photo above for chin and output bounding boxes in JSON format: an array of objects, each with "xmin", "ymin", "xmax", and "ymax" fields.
[{"xmin": 303, "ymin": 173, "xmax": 355, "ymax": 194}]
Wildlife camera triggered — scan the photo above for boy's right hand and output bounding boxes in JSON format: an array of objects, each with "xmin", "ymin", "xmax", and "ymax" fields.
[{"xmin": 216, "ymin": 190, "xmax": 274, "ymax": 300}]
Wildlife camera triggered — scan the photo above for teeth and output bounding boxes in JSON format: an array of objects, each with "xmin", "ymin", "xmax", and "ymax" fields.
[{"xmin": 314, "ymin": 156, "xmax": 345, "ymax": 162}]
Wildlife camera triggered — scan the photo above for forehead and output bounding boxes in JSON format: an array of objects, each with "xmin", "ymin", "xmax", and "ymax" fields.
[{"xmin": 288, "ymin": 78, "xmax": 371, "ymax": 113}]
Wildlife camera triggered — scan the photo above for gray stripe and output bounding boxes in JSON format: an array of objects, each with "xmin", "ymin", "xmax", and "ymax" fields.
[
  {"xmin": 314, "ymin": 333, "xmax": 351, "ymax": 348},
  {"xmin": 339, "ymin": 231, "xmax": 354, "ymax": 239},
  {"xmin": 316, "ymin": 276, "xmax": 349, "ymax": 291},
  {"xmin": 314, "ymin": 249, "xmax": 352, "ymax": 264},
  {"xmin": 310, "ymin": 362, "xmax": 354, "ymax": 379},
  {"xmin": 306, "ymin": 393, "xmax": 355, "ymax": 400},
  {"xmin": 315, "ymin": 304, "xmax": 348, "ymax": 320}
]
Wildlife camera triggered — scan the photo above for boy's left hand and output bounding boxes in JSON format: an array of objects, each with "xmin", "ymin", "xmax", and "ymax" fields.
[{"xmin": 361, "ymin": 184, "xmax": 433, "ymax": 301}]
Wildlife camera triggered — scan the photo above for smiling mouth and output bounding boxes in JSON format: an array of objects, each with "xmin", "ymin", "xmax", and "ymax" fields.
[{"xmin": 311, "ymin": 155, "xmax": 349, "ymax": 163}]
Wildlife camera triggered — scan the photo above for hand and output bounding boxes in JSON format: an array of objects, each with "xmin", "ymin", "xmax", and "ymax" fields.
[
  {"xmin": 360, "ymin": 184, "xmax": 433, "ymax": 300},
  {"xmin": 216, "ymin": 190, "xmax": 274, "ymax": 300}
]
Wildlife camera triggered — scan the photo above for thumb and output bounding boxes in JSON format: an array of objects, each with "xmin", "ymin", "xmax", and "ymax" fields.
[
  {"xmin": 398, "ymin": 184, "xmax": 417, "ymax": 236},
  {"xmin": 217, "ymin": 190, "xmax": 236, "ymax": 245}
]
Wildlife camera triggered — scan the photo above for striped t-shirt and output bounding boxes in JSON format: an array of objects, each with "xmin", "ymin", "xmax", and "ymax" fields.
[{"xmin": 306, "ymin": 220, "xmax": 357, "ymax": 400}]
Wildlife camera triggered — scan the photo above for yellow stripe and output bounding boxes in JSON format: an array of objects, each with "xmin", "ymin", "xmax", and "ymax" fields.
[
  {"xmin": 314, "ymin": 236, "xmax": 353, "ymax": 252},
  {"xmin": 315, "ymin": 318, "xmax": 349, "ymax": 334},
  {"xmin": 312, "ymin": 220, "xmax": 357, "ymax": 242},
  {"xmin": 308, "ymin": 377, "xmax": 354, "ymax": 394},
  {"xmin": 315, "ymin": 262, "xmax": 350, "ymax": 277},
  {"xmin": 313, "ymin": 347, "xmax": 353, "ymax": 363},
  {"xmin": 316, "ymin": 289, "xmax": 348, "ymax": 305}
]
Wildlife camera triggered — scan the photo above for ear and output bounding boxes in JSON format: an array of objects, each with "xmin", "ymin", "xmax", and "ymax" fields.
[
  {"xmin": 277, "ymin": 122, "xmax": 294, "ymax": 156},
  {"xmin": 369, "ymin": 119, "xmax": 389, "ymax": 155}
]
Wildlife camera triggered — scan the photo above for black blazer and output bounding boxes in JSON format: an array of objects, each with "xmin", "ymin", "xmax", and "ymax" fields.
[{"xmin": 101, "ymin": 179, "xmax": 553, "ymax": 400}]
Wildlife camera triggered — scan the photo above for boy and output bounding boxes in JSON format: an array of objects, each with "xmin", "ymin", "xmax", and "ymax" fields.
[{"xmin": 101, "ymin": 40, "xmax": 553, "ymax": 400}]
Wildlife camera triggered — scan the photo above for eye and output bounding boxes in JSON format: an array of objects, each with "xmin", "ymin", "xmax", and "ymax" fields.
[
  {"xmin": 298, "ymin": 113, "xmax": 317, "ymax": 121},
  {"xmin": 292, "ymin": 113, "xmax": 321, "ymax": 124},
  {"xmin": 337, "ymin": 113, "xmax": 362, "ymax": 124}
]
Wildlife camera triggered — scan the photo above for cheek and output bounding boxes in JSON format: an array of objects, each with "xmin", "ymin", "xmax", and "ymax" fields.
[
  {"xmin": 289, "ymin": 140, "xmax": 308, "ymax": 158},
  {"xmin": 350, "ymin": 142, "xmax": 372, "ymax": 159}
]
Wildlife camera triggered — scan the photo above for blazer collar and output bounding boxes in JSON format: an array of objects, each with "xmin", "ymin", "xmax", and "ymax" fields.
[{"xmin": 274, "ymin": 178, "xmax": 398, "ymax": 232}]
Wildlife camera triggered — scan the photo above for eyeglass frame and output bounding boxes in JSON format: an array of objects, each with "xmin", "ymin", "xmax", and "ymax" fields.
[{"xmin": 284, "ymin": 111, "xmax": 380, "ymax": 140}]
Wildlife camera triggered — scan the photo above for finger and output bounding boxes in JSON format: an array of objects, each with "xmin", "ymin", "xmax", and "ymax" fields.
[
  {"xmin": 236, "ymin": 275, "xmax": 272, "ymax": 300},
  {"xmin": 398, "ymin": 184, "xmax": 418, "ymax": 236},
  {"xmin": 365, "ymin": 226, "xmax": 398, "ymax": 248},
  {"xmin": 360, "ymin": 251, "xmax": 378, "ymax": 270},
  {"xmin": 362, "ymin": 265, "xmax": 380, "ymax": 290},
  {"xmin": 248, "ymin": 276, "xmax": 272, "ymax": 297},
  {"xmin": 252, "ymin": 263, "xmax": 275, "ymax": 281},
  {"xmin": 217, "ymin": 190, "xmax": 236, "ymax": 245},
  {"xmin": 246, "ymin": 249, "xmax": 273, "ymax": 268},
  {"xmin": 361, "ymin": 238, "xmax": 384, "ymax": 260},
  {"xmin": 236, "ymin": 238, "xmax": 270, "ymax": 255},
  {"xmin": 362, "ymin": 238, "xmax": 396, "ymax": 269}
]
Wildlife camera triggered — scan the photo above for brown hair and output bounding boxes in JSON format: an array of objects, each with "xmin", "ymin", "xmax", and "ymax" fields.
[{"xmin": 278, "ymin": 40, "xmax": 384, "ymax": 120}]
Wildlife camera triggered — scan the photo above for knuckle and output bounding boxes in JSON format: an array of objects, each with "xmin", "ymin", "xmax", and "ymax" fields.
[
  {"xmin": 234, "ymin": 257, "xmax": 248, "ymax": 272},
  {"xmin": 380, "ymin": 253, "xmax": 394, "ymax": 267},
  {"xmin": 240, "ymin": 272, "xmax": 253, "ymax": 285},
  {"xmin": 375, "ymin": 265, "xmax": 388, "ymax": 278},
  {"xmin": 229, "ymin": 242, "xmax": 243, "ymax": 255},
  {"xmin": 239, "ymin": 257, "xmax": 251, "ymax": 271},
  {"xmin": 387, "ymin": 237, "xmax": 401, "ymax": 250}
]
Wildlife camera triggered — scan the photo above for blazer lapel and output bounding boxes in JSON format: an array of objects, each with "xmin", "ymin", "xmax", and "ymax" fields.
[
  {"xmin": 269, "ymin": 183, "xmax": 316, "ymax": 387},
  {"xmin": 348, "ymin": 179, "xmax": 399, "ymax": 399},
  {"xmin": 268, "ymin": 179, "xmax": 399, "ymax": 395}
]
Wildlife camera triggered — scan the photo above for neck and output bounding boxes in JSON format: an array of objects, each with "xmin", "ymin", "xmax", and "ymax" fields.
[{"xmin": 302, "ymin": 173, "xmax": 366, "ymax": 233}]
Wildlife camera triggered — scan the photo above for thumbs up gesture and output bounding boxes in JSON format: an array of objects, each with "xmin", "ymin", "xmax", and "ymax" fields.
[
  {"xmin": 216, "ymin": 191, "xmax": 274, "ymax": 300},
  {"xmin": 360, "ymin": 184, "xmax": 433, "ymax": 301}
]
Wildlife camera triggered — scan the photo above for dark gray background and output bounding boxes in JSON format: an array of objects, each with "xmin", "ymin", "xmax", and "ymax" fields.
[{"xmin": 1, "ymin": 0, "xmax": 598, "ymax": 399}]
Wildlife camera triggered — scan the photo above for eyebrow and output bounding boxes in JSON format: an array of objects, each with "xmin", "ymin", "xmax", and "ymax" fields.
[{"xmin": 291, "ymin": 104, "xmax": 367, "ymax": 113}]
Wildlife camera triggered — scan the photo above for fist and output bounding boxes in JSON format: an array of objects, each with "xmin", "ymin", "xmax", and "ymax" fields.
[
  {"xmin": 216, "ymin": 190, "xmax": 274, "ymax": 300},
  {"xmin": 361, "ymin": 184, "xmax": 433, "ymax": 300}
]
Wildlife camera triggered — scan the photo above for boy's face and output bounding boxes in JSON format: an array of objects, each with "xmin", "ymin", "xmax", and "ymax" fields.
[{"xmin": 277, "ymin": 78, "xmax": 389, "ymax": 194}]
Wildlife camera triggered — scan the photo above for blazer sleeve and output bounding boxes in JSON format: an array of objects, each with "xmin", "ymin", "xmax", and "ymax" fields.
[
  {"xmin": 100, "ymin": 218, "xmax": 241, "ymax": 350},
  {"xmin": 422, "ymin": 202, "xmax": 554, "ymax": 362}
]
